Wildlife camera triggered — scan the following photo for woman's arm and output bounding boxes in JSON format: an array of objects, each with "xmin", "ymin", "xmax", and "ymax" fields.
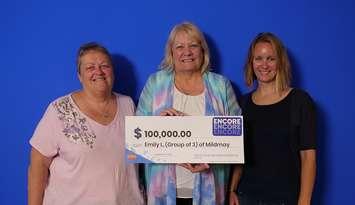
[
  {"xmin": 28, "ymin": 148, "xmax": 52, "ymax": 205},
  {"xmin": 298, "ymin": 149, "xmax": 316, "ymax": 205},
  {"xmin": 229, "ymin": 165, "xmax": 243, "ymax": 205}
]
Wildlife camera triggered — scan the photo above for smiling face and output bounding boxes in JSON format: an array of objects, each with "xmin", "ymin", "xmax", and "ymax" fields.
[
  {"xmin": 78, "ymin": 50, "xmax": 114, "ymax": 94},
  {"xmin": 252, "ymin": 42, "xmax": 278, "ymax": 85},
  {"xmin": 172, "ymin": 31, "xmax": 203, "ymax": 73}
]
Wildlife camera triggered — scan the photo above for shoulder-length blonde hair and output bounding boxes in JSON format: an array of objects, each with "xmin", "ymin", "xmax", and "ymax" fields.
[
  {"xmin": 160, "ymin": 22, "xmax": 210, "ymax": 73},
  {"xmin": 244, "ymin": 32, "xmax": 291, "ymax": 92}
]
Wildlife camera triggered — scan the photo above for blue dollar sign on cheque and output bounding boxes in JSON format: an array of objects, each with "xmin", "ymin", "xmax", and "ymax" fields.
[{"xmin": 134, "ymin": 127, "xmax": 142, "ymax": 139}]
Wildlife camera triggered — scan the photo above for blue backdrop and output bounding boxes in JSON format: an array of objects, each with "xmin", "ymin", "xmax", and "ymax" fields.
[{"xmin": 2, "ymin": 0, "xmax": 354, "ymax": 204}]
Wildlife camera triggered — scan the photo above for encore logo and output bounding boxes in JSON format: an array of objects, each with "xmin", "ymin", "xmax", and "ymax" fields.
[{"xmin": 212, "ymin": 117, "xmax": 243, "ymax": 136}]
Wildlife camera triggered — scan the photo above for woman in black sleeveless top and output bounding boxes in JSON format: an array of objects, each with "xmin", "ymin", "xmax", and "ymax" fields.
[{"xmin": 229, "ymin": 33, "xmax": 316, "ymax": 205}]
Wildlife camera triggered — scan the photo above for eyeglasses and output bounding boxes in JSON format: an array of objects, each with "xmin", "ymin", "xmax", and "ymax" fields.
[{"xmin": 82, "ymin": 63, "xmax": 112, "ymax": 72}]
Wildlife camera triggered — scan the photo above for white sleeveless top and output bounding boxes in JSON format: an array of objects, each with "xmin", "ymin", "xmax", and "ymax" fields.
[{"xmin": 173, "ymin": 86, "xmax": 205, "ymax": 198}]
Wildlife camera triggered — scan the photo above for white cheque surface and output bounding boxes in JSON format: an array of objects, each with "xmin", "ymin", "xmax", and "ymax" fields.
[{"xmin": 125, "ymin": 116, "xmax": 244, "ymax": 163}]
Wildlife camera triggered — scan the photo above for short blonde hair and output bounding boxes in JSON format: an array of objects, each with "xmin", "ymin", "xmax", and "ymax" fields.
[
  {"xmin": 160, "ymin": 22, "xmax": 210, "ymax": 73},
  {"xmin": 244, "ymin": 32, "xmax": 291, "ymax": 92}
]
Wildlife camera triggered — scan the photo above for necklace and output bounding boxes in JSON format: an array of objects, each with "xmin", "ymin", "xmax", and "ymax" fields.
[
  {"xmin": 82, "ymin": 93, "xmax": 113, "ymax": 119},
  {"xmin": 174, "ymin": 75, "xmax": 204, "ymax": 96},
  {"xmin": 101, "ymin": 96, "xmax": 113, "ymax": 118},
  {"xmin": 102, "ymin": 100, "xmax": 110, "ymax": 118}
]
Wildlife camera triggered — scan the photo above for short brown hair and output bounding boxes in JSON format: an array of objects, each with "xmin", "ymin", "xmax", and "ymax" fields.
[
  {"xmin": 76, "ymin": 42, "xmax": 113, "ymax": 74},
  {"xmin": 160, "ymin": 22, "xmax": 210, "ymax": 73},
  {"xmin": 244, "ymin": 32, "xmax": 291, "ymax": 92}
]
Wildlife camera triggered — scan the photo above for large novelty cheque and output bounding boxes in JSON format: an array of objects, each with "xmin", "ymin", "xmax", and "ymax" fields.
[{"xmin": 125, "ymin": 116, "xmax": 244, "ymax": 163}]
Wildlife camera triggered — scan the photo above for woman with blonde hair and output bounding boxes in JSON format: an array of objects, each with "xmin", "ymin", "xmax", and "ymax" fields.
[
  {"xmin": 229, "ymin": 33, "xmax": 317, "ymax": 205},
  {"xmin": 137, "ymin": 22, "xmax": 241, "ymax": 205}
]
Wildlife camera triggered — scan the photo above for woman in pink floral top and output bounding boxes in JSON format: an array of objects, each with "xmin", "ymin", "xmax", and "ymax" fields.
[{"xmin": 28, "ymin": 42, "xmax": 144, "ymax": 205}]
